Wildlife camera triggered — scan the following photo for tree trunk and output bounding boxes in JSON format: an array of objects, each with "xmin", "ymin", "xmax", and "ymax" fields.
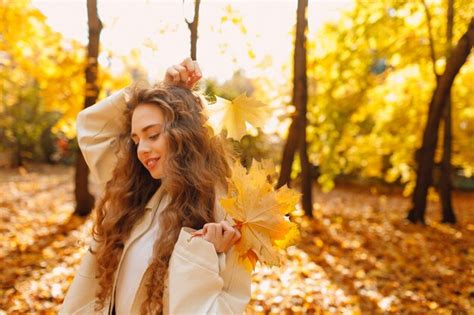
[
  {"xmin": 277, "ymin": 114, "xmax": 300, "ymax": 188},
  {"xmin": 439, "ymin": 0, "xmax": 456, "ymax": 223},
  {"xmin": 14, "ymin": 140, "xmax": 23, "ymax": 168},
  {"xmin": 277, "ymin": 0, "xmax": 312, "ymax": 217},
  {"xmin": 439, "ymin": 95, "xmax": 456, "ymax": 223},
  {"xmin": 407, "ymin": 18, "xmax": 473, "ymax": 224},
  {"xmin": 185, "ymin": 0, "xmax": 201, "ymax": 60},
  {"xmin": 277, "ymin": 0, "xmax": 306, "ymax": 189},
  {"xmin": 74, "ymin": 0, "xmax": 102, "ymax": 217},
  {"xmin": 300, "ymin": 121, "xmax": 313, "ymax": 217}
]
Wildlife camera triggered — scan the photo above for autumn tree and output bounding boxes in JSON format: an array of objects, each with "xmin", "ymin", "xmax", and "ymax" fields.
[
  {"xmin": 277, "ymin": 0, "xmax": 313, "ymax": 217},
  {"xmin": 0, "ymin": 0, "xmax": 85, "ymax": 166},
  {"xmin": 439, "ymin": 0, "xmax": 456, "ymax": 223},
  {"xmin": 265, "ymin": 0, "xmax": 474, "ymax": 200},
  {"xmin": 74, "ymin": 0, "xmax": 103, "ymax": 216},
  {"xmin": 408, "ymin": 0, "xmax": 458, "ymax": 223},
  {"xmin": 407, "ymin": 17, "xmax": 473, "ymax": 224},
  {"xmin": 0, "ymin": 82, "xmax": 61, "ymax": 166}
]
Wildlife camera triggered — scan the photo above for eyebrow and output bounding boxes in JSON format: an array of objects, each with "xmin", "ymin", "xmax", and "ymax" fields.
[{"xmin": 130, "ymin": 123, "xmax": 162, "ymax": 138}]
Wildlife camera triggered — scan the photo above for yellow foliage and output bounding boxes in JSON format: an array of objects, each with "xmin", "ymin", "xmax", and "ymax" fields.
[
  {"xmin": 219, "ymin": 160, "xmax": 300, "ymax": 270},
  {"xmin": 205, "ymin": 94, "xmax": 271, "ymax": 140},
  {"xmin": 0, "ymin": 0, "xmax": 133, "ymax": 139},
  {"xmin": 262, "ymin": 0, "xmax": 474, "ymax": 193}
]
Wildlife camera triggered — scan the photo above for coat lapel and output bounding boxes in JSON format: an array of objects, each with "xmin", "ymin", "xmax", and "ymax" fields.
[
  {"xmin": 124, "ymin": 187, "xmax": 166, "ymax": 250},
  {"xmin": 108, "ymin": 187, "xmax": 168, "ymax": 314}
]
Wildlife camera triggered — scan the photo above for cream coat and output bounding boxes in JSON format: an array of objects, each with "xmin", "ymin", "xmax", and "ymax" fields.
[{"xmin": 59, "ymin": 88, "xmax": 252, "ymax": 314}]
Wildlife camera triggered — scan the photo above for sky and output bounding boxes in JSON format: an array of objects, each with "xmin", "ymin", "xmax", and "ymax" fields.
[{"xmin": 31, "ymin": 0, "xmax": 354, "ymax": 82}]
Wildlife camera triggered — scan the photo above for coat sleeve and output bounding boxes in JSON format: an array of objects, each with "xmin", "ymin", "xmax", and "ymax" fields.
[
  {"xmin": 167, "ymin": 227, "xmax": 252, "ymax": 315},
  {"xmin": 76, "ymin": 89, "xmax": 128, "ymax": 190},
  {"xmin": 59, "ymin": 239, "xmax": 102, "ymax": 315}
]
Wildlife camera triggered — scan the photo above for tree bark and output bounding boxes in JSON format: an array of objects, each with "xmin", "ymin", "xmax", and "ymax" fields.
[
  {"xmin": 277, "ymin": 117, "xmax": 299, "ymax": 188},
  {"xmin": 439, "ymin": 95, "xmax": 456, "ymax": 223},
  {"xmin": 277, "ymin": 0, "xmax": 307, "ymax": 189},
  {"xmin": 74, "ymin": 0, "xmax": 102, "ymax": 217},
  {"xmin": 439, "ymin": 0, "xmax": 456, "ymax": 223},
  {"xmin": 185, "ymin": 0, "xmax": 201, "ymax": 60},
  {"xmin": 300, "ymin": 120, "xmax": 313, "ymax": 217},
  {"xmin": 277, "ymin": 0, "xmax": 313, "ymax": 217},
  {"xmin": 407, "ymin": 18, "xmax": 473, "ymax": 224}
]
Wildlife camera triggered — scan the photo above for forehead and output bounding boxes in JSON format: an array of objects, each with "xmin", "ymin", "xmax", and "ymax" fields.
[{"xmin": 131, "ymin": 103, "xmax": 165, "ymax": 132}]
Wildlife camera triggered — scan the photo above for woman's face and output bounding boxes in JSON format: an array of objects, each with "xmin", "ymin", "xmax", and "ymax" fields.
[{"xmin": 131, "ymin": 103, "xmax": 169, "ymax": 179}]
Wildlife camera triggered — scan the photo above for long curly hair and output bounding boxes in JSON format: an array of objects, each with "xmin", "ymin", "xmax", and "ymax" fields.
[{"xmin": 90, "ymin": 84, "xmax": 232, "ymax": 314}]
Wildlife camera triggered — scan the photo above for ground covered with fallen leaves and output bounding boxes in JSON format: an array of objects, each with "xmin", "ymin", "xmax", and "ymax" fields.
[{"xmin": 1, "ymin": 165, "xmax": 473, "ymax": 314}]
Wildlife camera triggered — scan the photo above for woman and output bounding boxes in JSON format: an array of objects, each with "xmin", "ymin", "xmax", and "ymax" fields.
[{"xmin": 60, "ymin": 58, "xmax": 252, "ymax": 315}]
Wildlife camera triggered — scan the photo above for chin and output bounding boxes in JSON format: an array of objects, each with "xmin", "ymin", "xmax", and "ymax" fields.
[
  {"xmin": 150, "ymin": 170, "xmax": 163, "ymax": 180},
  {"xmin": 150, "ymin": 173, "xmax": 161, "ymax": 180}
]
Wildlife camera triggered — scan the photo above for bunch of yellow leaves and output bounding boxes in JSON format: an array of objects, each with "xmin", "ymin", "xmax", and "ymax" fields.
[
  {"xmin": 220, "ymin": 160, "xmax": 301, "ymax": 271},
  {"xmin": 205, "ymin": 94, "xmax": 271, "ymax": 140}
]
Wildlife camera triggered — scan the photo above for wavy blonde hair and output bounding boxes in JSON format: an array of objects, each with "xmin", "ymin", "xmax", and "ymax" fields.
[{"xmin": 91, "ymin": 84, "xmax": 232, "ymax": 314}]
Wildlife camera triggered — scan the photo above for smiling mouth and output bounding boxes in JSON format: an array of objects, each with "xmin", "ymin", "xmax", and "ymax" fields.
[{"xmin": 145, "ymin": 157, "xmax": 160, "ymax": 169}]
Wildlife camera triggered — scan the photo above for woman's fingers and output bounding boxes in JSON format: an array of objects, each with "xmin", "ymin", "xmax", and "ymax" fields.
[
  {"xmin": 221, "ymin": 220, "xmax": 241, "ymax": 244},
  {"xmin": 173, "ymin": 65, "xmax": 189, "ymax": 83},
  {"xmin": 232, "ymin": 228, "xmax": 242, "ymax": 243},
  {"xmin": 180, "ymin": 57, "xmax": 195, "ymax": 73},
  {"xmin": 164, "ymin": 58, "xmax": 202, "ymax": 88},
  {"xmin": 193, "ymin": 60, "xmax": 202, "ymax": 78},
  {"xmin": 165, "ymin": 67, "xmax": 180, "ymax": 84},
  {"xmin": 203, "ymin": 223, "xmax": 219, "ymax": 241},
  {"xmin": 180, "ymin": 58, "xmax": 201, "ymax": 88},
  {"xmin": 202, "ymin": 223, "xmax": 211, "ymax": 237},
  {"xmin": 213, "ymin": 223, "xmax": 223, "ymax": 239},
  {"xmin": 164, "ymin": 64, "xmax": 189, "ymax": 85},
  {"xmin": 201, "ymin": 221, "xmax": 240, "ymax": 253},
  {"xmin": 186, "ymin": 60, "xmax": 202, "ymax": 88}
]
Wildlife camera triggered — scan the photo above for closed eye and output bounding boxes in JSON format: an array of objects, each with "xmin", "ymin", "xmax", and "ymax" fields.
[{"xmin": 130, "ymin": 133, "xmax": 160, "ymax": 147}]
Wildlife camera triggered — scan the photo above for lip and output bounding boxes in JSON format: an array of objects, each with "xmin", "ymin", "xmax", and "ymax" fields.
[{"xmin": 144, "ymin": 157, "xmax": 160, "ymax": 170}]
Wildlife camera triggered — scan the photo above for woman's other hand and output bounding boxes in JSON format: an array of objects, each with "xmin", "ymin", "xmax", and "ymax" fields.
[
  {"xmin": 197, "ymin": 220, "xmax": 241, "ymax": 253},
  {"xmin": 164, "ymin": 57, "xmax": 202, "ymax": 89}
]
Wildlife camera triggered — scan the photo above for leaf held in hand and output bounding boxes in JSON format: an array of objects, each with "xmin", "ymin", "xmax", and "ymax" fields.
[{"xmin": 220, "ymin": 160, "xmax": 301, "ymax": 270}]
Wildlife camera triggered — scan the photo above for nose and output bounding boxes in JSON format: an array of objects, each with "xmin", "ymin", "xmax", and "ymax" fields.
[{"xmin": 137, "ymin": 140, "xmax": 151, "ymax": 156}]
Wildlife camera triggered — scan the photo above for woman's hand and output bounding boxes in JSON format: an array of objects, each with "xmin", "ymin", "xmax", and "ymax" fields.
[
  {"xmin": 196, "ymin": 220, "xmax": 241, "ymax": 253},
  {"xmin": 164, "ymin": 57, "xmax": 202, "ymax": 89}
]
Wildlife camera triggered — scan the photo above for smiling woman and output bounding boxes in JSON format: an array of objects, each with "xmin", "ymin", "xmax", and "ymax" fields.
[
  {"xmin": 60, "ymin": 58, "xmax": 251, "ymax": 315},
  {"xmin": 131, "ymin": 104, "xmax": 167, "ymax": 179}
]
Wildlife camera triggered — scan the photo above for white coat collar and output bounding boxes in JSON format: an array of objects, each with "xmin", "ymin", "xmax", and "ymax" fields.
[{"xmin": 144, "ymin": 185, "xmax": 164, "ymax": 210}]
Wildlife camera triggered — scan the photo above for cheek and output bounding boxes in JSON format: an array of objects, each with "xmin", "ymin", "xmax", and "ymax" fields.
[{"xmin": 153, "ymin": 136, "xmax": 169, "ymax": 156}]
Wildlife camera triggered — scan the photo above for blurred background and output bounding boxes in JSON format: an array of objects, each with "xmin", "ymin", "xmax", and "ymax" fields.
[{"xmin": 0, "ymin": 0, "xmax": 473, "ymax": 313}]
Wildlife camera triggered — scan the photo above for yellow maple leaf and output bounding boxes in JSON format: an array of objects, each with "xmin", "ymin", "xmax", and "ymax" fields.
[
  {"xmin": 205, "ymin": 94, "xmax": 270, "ymax": 140},
  {"xmin": 220, "ymin": 160, "xmax": 301, "ymax": 270}
]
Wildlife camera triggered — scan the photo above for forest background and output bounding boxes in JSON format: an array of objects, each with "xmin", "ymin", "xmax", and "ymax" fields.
[{"xmin": 0, "ymin": 0, "xmax": 473, "ymax": 313}]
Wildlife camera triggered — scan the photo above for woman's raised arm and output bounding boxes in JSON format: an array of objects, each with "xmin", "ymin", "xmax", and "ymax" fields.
[
  {"xmin": 76, "ymin": 89, "xmax": 129, "ymax": 189},
  {"xmin": 76, "ymin": 58, "xmax": 201, "ymax": 191}
]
